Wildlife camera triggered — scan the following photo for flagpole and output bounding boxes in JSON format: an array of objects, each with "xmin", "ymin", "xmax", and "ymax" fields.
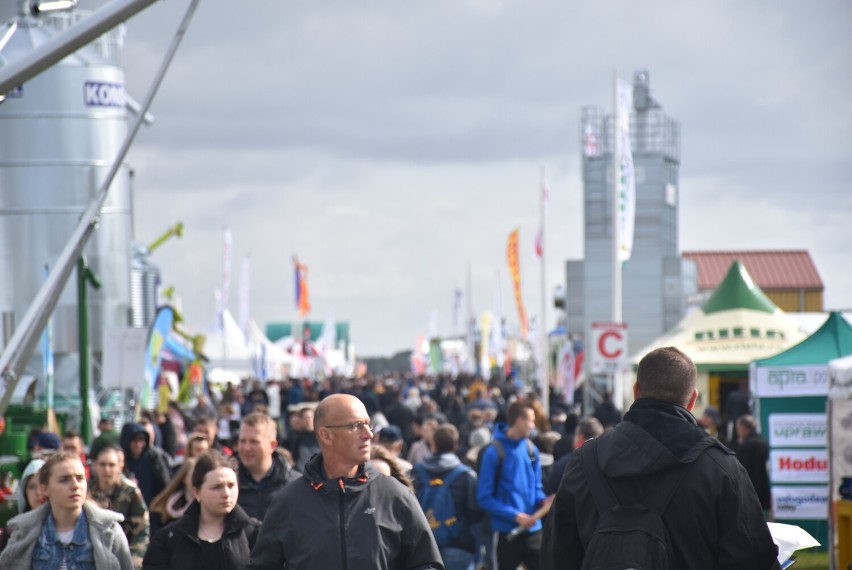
[
  {"xmin": 611, "ymin": 70, "xmax": 623, "ymax": 407},
  {"xmin": 612, "ymin": 71, "xmax": 622, "ymax": 325},
  {"xmin": 539, "ymin": 167, "xmax": 549, "ymax": 416}
]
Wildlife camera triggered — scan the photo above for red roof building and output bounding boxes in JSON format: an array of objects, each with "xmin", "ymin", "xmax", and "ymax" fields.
[{"xmin": 682, "ymin": 250, "xmax": 824, "ymax": 312}]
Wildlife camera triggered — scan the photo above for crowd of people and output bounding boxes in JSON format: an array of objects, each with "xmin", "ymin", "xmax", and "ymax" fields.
[{"xmin": 0, "ymin": 347, "xmax": 780, "ymax": 569}]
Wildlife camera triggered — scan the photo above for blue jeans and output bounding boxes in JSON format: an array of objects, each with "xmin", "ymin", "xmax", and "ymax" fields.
[{"xmin": 440, "ymin": 546, "xmax": 475, "ymax": 570}]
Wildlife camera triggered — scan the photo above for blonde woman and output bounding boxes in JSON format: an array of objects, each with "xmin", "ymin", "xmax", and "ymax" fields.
[{"xmin": 0, "ymin": 450, "xmax": 133, "ymax": 569}]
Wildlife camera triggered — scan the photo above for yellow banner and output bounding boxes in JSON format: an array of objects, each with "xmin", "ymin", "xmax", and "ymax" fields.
[{"xmin": 507, "ymin": 228, "xmax": 528, "ymax": 338}]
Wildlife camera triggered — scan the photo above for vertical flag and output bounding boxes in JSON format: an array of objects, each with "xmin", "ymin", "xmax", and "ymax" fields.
[
  {"xmin": 534, "ymin": 179, "xmax": 550, "ymax": 258},
  {"xmin": 506, "ymin": 228, "xmax": 528, "ymax": 338},
  {"xmin": 556, "ymin": 343, "xmax": 575, "ymax": 405},
  {"xmin": 616, "ymin": 77, "xmax": 635, "ymax": 263},
  {"xmin": 221, "ymin": 227, "xmax": 233, "ymax": 313},
  {"xmin": 42, "ymin": 264, "xmax": 58, "ymax": 433},
  {"xmin": 238, "ymin": 254, "xmax": 251, "ymax": 340},
  {"xmin": 479, "ymin": 311, "xmax": 492, "ymax": 378},
  {"xmin": 452, "ymin": 287, "xmax": 463, "ymax": 335},
  {"xmin": 293, "ymin": 256, "xmax": 311, "ymax": 317}
]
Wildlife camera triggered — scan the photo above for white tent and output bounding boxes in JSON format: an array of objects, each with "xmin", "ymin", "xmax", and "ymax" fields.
[
  {"xmin": 246, "ymin": 319, "xmax": 292, "ymax": 380},
  {"xmin": 202, "ymin": 309, "xmax": 252, "ymax": 375}
]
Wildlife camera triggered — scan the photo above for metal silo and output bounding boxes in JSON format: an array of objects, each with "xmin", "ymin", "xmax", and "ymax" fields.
[{"xmin": 0, "ymin": 4, "xmax": 133, "ymax": 405}]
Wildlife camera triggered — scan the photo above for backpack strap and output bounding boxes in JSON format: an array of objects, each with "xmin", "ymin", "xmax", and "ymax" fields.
[
  {"xmin": 412, "ymin": 463, "xmax": 429, "ymax": 496},
  {"xmin": 580, "ymin": 440, "xmax": 619, "ymax": 513},
  {"xmin": 441, "ymin": 464, "xmax": 470, "ymax": 488},
  {"xmin": 526, "ymin": 438, "xmax": 537, "ymax": 464},
  {"xmin": 490, "ymin": 439, "xmax": 505, "ymax": 497},
  {"xmin": 490, "ymin": 438, "xmax": 537, "ymax": 496}
]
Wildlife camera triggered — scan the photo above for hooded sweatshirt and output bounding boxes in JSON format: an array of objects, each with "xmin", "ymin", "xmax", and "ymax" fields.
[
  {"xmin": 16, "ymin": 459, "xmax": 45, "ymax": 514},
  {"xmin": 542, "ymin": 398, "xmax": 780, "ymax": 570},
  {"xmin": 476, "ymin": 422, "xmax": 545, "ymax": 533},
  {"xmin": 120, "ymin": 423, "xmax": 170, "ymax": 506}
]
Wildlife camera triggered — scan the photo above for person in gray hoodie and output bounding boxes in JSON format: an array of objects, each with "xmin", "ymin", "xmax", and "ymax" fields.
[
  {"xmin": 17, "ymin": 458, "xmax": 47, "ymax": 514},
  {"xmin": 0, "ymin": 450, "xmax": 133, "ymax": 570}
]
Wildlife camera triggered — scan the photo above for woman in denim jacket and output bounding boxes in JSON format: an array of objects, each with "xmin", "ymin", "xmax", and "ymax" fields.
[{"xmin": 0, "ymin": 450, "xmax": 133, "ymax": 570}]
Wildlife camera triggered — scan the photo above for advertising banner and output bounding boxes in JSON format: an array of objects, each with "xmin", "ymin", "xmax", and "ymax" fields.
[
  {"xmin": 770, "ymin": 449, "xmax": 829, "ymax": 483},
  {"xmin": 590, "ymin": 322, "xmax": 628, "ymax": 374},
  {"xmin": 767, "ymin": 413, "xmax": 827, "ymax": 448},
  {"xmin": 506, "ymin": 228, "xmax": 528, "ymax": 338},
  {"xmin": 754, "ymin": 365, "xmax": 829, "ymax": 397},
  {"xmin": 771, "ymin": 486, "xmax": 829, "ymax": 520}
]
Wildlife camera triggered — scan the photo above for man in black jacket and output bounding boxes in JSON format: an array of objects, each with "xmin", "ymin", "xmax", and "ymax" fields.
[
  {"xmin": 736, "ymin": 414, "xmax": 772, "ymax": 514},
  {"xmin": 542, "ymin": 346, "xmax": 780, "ymax": 570},
  {"xmin": 236, "ymin": 412, "xmax": 300, "ymax": 521},
  {"xmin": 248, "ymin": 394, "xmax": 443, "ymax": 570}
]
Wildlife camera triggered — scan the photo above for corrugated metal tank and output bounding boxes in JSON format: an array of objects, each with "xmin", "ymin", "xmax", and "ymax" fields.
[
  {"xmin": 0, "ymin": 7, "xmax": 133, "ymax": 400},
  {"xmin": 130, "ymin": 241, "xmax": 160, "ymax": 328}
]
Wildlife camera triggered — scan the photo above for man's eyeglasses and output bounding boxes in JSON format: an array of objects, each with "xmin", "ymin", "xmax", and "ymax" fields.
[{"xmin": 322, "ymin": 421, "xmax": 375, "ymax": 434}]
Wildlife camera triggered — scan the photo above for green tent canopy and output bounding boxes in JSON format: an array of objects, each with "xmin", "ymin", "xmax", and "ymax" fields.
[{"xmin": 753, "ymin": 312, "xmax": 852, "ymax": 367}]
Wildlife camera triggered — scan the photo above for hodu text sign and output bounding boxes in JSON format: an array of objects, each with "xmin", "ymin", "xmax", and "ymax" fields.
[
  {"xmin": 770, "ymin": 449, "xmax": 829, "ymax": 483},
  {"xmin": 590, "ymin": 322, "xmax": 628, "ymax": 374}
]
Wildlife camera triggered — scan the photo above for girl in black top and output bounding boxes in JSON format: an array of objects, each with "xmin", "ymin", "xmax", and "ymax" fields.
[{"xmin": 142, "ymin": 451, "xmax": 260, "ymax": 570}]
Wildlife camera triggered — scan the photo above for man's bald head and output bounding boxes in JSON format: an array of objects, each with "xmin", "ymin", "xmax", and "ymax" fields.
[
  {"xmin": 314, "ymin": 394, "xmax": 373, "ymax": 478},
  {"xmin": 315, "ymin": 394, "xmax": 367, "ymax": 429}
]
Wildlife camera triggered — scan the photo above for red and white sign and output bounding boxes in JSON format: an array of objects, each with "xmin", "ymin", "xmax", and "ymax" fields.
[
  {"xmin": 590, "ymin": 322, "xmax": 628, "ymax": 374},
  {"xmin": 770, "ymin": 449, "xmax": 829, "ymax": 483}
]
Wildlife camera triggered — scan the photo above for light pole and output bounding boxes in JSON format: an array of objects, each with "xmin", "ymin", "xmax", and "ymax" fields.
[{"xmin": 77, "ymin": 256, "xmax": 100, "ymax": 445}]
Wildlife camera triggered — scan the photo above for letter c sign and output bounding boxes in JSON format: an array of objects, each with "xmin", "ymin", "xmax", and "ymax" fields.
[
  {"xmin": 598, "ymin": 330, "xmax": 623, "ymax": 359},
  {"xmin": 590, "ymin": 322, "xmax": 628, "ymax": 374}
]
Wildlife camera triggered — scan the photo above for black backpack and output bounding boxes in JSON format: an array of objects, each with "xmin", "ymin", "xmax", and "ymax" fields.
[{"xmin": 579, "ymin": 440, "xmax": 695, "ymax": 570}]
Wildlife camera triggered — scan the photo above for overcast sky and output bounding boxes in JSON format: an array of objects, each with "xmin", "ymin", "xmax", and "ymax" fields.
[{"xmin": 22, "ymin": 0, "xmax": 852, "ymax": 356}]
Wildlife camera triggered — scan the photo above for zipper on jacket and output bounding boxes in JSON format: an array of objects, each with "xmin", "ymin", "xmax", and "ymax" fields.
[{"xmin": 338, "ymin": 479, "xmax": 348, "ymax": 570}]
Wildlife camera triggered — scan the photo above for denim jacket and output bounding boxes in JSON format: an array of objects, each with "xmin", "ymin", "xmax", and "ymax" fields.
[{"xmin": 32, "ymin": 509, "xmax": 95, "ymax": 570}]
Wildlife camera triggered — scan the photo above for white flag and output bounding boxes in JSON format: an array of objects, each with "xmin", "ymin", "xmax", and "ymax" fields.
[
  {"xmin": 222, "ymin": 227, "xmax": 233, "ymax": 312},
  {"xmin": 616, "ymin": 78, "xmax": 635, "ymax": 263},
  {"xmin": 238, "ymin": 254, "xmax": 251, "ymax": 340}
]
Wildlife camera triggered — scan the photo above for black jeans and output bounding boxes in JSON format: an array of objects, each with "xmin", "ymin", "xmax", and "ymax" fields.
[{"xmin": 496, "ymin": 529, "xmax": 541, "ymax": 570}]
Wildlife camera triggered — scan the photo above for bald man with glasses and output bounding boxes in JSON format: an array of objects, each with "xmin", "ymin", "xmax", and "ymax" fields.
[{"xmin": 248, "ymin": 394, "xmax": 443, "ymax": 570}]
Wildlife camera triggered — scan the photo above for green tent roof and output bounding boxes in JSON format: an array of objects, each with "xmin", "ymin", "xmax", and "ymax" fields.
[
  {"xmin": 701, "ymin": 261, "xmax": 778, "ymax": 314},
  {"xmin": 754, "ymin": 312, "xmax": 852, "ymax": 366}
]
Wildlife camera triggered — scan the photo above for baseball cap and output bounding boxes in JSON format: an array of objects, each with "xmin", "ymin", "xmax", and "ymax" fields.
[
  {"xmin": 34, "ymin": 432, "xmax": 61, "ymax": 450},
  {"xmin": 702, "ymin": 406, "xmax": 721, "ymax": 425},
  {"xmin": 377, "ymin": 424, "xmax": 402, "ymax": 444}
]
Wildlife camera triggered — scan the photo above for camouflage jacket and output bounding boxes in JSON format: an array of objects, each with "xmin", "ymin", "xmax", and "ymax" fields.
[{"xmin": 88, "ymin": 475, "xmax": 150, "ymax": 569}]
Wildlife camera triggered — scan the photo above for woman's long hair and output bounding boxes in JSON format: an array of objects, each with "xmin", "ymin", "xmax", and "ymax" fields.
[
  {"xmin": 370, "ymin": 445, "xmax": 413, "ymax": 492},
  {"xmin": 149, "ymin": 458, "xmax": 196, "ymax": 522}
]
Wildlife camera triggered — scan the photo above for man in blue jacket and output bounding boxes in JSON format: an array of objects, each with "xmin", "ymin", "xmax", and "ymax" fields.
[{"xmin": 476, "ymin": 401, "xmax": 548, "ymax": 570}]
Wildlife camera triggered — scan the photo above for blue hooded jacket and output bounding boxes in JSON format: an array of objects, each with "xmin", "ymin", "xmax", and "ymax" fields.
[{"xmin": 476, "ymin": 422, "xmax": 546, "ymax": 533}]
